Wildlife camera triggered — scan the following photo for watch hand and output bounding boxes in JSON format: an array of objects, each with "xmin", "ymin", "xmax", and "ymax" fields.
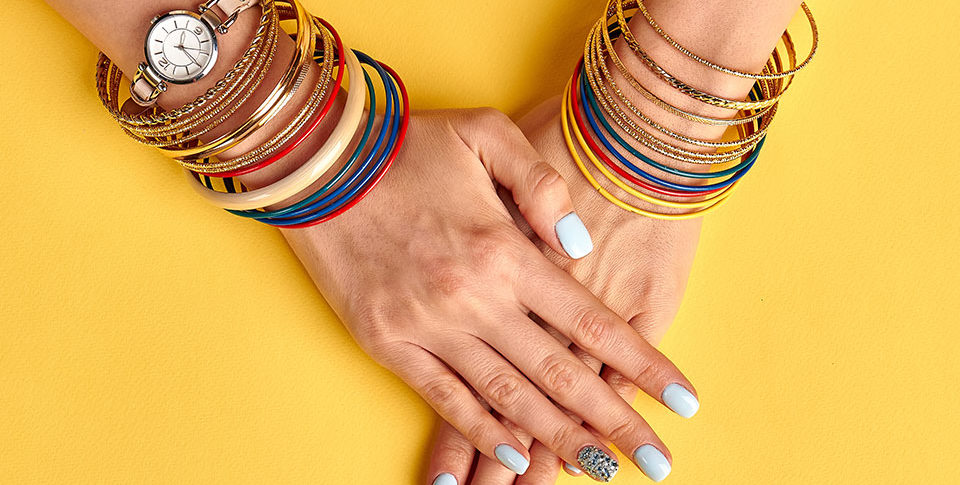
[
  {"xmin": 179, "ymin": 31, "xmax": 185, "ymax": 46},
  {"xmin": 181, "ymin": 48, "xmax": 202, "ymax": 66}
]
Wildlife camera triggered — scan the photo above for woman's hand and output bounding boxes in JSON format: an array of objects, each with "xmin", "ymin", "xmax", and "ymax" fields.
[
  {"xmin": 281, "ymin": 108, "xmax": 698, "ymax": 479},
  {"xmin": 426, "ymin": 99, "xmax": 703, "ymax": 484}
]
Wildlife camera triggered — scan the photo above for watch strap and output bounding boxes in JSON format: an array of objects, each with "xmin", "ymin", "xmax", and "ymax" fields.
[{"xmin": 129, "ymin": 63, "xmax": 166, "ymax": 106}]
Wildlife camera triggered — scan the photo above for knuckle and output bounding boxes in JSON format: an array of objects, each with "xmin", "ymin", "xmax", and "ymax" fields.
[
  {"xmin": 423, "ymin": 258, "xmax": 473, "ymax": 297},
  {"xmin": 467, "ymin": 227, "xmax": 521, "ymax": 274},
  {"xmin": 549, "ymin": 424, "xmax": 579, "ymax": 451},
  {"xmin": 606, "ymin": 419, "xmax": 641, "ymax": 445},
  {"xmin": 482, "ymin": 371, "xmax": 524, "ymax": 409},
  {"xmin": 538, "ymin": 355, "xmax": 582, "ymax": 396},
  {"xmin": 422, "ymin": 375, "xmax": 463, "ymax": 409},
  {"xmin": 605, "ymin": 371, "xmax": 638, "ymax": 398},
  {"xmin": 572, "ymin": 308, "xmax": 614, "ymax": 351},
  {"xmin": 436, "ymin": 441, "xmax": 475, "ymax": 466},
  {"xmin": 471, "ymin": 106, "xmax": 510, "ymax": 127},
  {"xmin": 525, "ymin": 162, "xmax": 565, "ymax": 200}
]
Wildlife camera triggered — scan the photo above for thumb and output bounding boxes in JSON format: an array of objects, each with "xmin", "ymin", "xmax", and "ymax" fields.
[{"xmin": 458, "ymin": 108, "xmax": 594, "ymax": 260}]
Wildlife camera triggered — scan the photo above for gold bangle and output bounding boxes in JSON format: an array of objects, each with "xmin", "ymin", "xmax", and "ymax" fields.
[
  {"xmin": 96, "ymin": 1, "xmax": 276, "ymax": 128},
  {"xmin": 631, "ymin": 0, "xmax": 818, "ymax": 81},
  {"xmin": 177, "ymin": 18, "xmax": 336, "ymax": 173},
  {"xmin": 561, "ymin": 80, "xmax": 737, "ymax": 220},
  {"xmin": 586, "ymin": 22, "xmax": 771, "ymax": 164},
  {"xmin": 158, "ymin": 0, "xmax": 315, "ymax": 160},
  {"xmin": 184, "ymin": 46, "xmax": 367, "ymax": 210},
  {"xmin": 115, "ymin": 9, "xmax": 281, "ymax": 144},
  {"xmin": 611, "ymin": 0, "xmax": 785, "ymax": 111}
]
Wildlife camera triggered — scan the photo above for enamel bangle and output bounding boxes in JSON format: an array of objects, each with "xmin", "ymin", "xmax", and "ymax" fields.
[{"xmin": 184, "ymin": 45, "xmax": 366, "ymax": 210}]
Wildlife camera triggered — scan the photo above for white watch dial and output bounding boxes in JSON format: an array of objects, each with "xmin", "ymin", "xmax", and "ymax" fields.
[{"xmin": 145, "ymin": 11, "xmax": 219, "ymax": 84}]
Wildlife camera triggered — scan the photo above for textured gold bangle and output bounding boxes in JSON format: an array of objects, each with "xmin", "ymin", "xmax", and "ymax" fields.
[
  {"xmin": 177, "ymin": 20, "xmax": 336, "ymax": 173},
  {"xmin": 631, "ymin": 0, "xmax": 818, "ymax": 81},
  {"xmin": 96, "ymin": 1, "xmax": 276, "ymax": 128},
  {"xmin": 599, "ymin": 11, "xmax": 775, "ymax": 127},
  {"xmin": 157, "ymin": 0, "xmax": 316, "ymax": 160},
  {"xmin": 117, "ymin": 7, "xmax": 281, "ymax": 143},
  {"xmin": 611, "ymin": 0, "xmax": 786, "ymax": 111},
  {"xmin": 587, "ymin": 21, "xmax": 776, "ymax": 159}
]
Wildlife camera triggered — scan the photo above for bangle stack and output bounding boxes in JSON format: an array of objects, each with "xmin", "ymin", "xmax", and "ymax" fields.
[
  {"xmin": 96, "ymin": 0, "xmax": 408, "ymax": 227},
  {"xmin": 562, "ymin": 0, "xmax": 818, "ymax": 220}
]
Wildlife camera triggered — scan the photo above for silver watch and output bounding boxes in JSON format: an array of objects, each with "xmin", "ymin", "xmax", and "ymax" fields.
[{"xmin": 129, "ymin": 0, "xmax": 257, "ymax": 106}]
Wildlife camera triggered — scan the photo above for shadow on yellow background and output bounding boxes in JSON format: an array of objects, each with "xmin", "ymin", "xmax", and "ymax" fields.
[{"xmin": 1, "ymin": 1, "xmax": 958, "ymax": 483}]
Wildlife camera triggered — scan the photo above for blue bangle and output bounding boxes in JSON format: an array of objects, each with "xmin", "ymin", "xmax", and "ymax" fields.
[
  {"xmin": 232, "ymin": 50, "xmax": 403, "ymax": 226},
  {"xmin": 578, "ymin": 67, "xmax": 763, "ymax": 193}
]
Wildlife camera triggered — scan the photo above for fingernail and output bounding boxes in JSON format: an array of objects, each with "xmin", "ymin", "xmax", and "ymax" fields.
[
  {"xmin": 662, "ymin": 383, "xmax": 699, "ymax": 418},
  {"xmin": 555, "ymin": 212, "xmax": 594, "ymax": 259},
  {"xmin": 432, "ymin": 472, "xmax": 458, "ymax": 485},
  {"xmin": 495, "ymin": 444, "xmax": 530, "ymax": 475},
  {"xmin": 577, "ymin": 445, "xmax": 618, "ymax": 482},
  {"xmin": 633, "ymin": 445, "xmax": 671, "ymax": 482},
  {"xmin": 564, "ymin": 463, "xmax": 583, "ymax": 475}
]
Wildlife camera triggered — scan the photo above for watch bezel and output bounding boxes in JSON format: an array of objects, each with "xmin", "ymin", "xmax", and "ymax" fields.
[{"xmin": 144, "ymin": 10, "xmax": 220, "ymax": 85}]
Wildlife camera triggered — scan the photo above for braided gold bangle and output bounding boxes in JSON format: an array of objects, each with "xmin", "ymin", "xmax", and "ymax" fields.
[
  {"xmin": 177, "ymin": 19, "xmax": 336, "ymax": 173},
  {"xmin": 631, "ymin": 0, "xmax": 818, "ymax": 81},
  {"xmin": 96, "ymin": 1, "xmax": 276, "ymax": 128},
  {"xmin": 157, "ymin": 0, "xmax": 315, "ymax": 160},
  {"xmin": 587, "ymin": 21, "xmax": 787, "ymax": 164},
  {"xmin": 611, "ymin": 0, "xmax": 787, "ymax": 111}
]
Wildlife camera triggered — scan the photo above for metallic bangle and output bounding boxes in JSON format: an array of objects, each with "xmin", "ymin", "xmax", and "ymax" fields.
[
  {"xmin": 611, "ymin": 0, "xmax": 787, "ymax": 111},
  {"xmin": 562, "ymin": 80, "xmax": 736, "ymax": 220},
  {"xmin": 587, "ymin": 21, "xmax": 788, "ymax": 165},
  {"xmin": 179, "ymin": 18, "xmax": 339, "ymax": 174},
  {"xmin": 631, "ymin": 0, "xmax": 818, "ymax": 81},
  {"xmin": 184, "ymin": 46, "xmax": 366, "ymax": 210},
  {"xmin": 159, "ymin": 0, "xmax": 315, "ymax": 160},
  {"xmin": 96, "ymin": 0, "xmax": 276, "ymax": 128}
]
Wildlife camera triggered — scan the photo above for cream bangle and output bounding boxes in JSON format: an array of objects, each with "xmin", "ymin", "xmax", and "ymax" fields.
[
  {"xmin": 159, "ymin": 0, "xmax": 315, "ymax": 160},
  {"xmin": 184, "ymin": 46, "xmax": 365, "ymax": 210}
]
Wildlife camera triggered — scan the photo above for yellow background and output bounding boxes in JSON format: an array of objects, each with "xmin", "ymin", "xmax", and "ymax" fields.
[{"xmin": 2, "ymin": 1, "xmax": 958, "ymax": 483}]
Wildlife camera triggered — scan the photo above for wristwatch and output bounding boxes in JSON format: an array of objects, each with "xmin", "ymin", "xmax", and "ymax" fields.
[{"xmin": 129, "ymin": 0, "xmax": 259, "ymax": 107}]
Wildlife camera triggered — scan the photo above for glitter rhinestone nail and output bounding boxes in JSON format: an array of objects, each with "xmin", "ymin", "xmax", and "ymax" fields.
[{"xmin": 577, "ymin": 445, "xmax": 619, "ymax": 482}]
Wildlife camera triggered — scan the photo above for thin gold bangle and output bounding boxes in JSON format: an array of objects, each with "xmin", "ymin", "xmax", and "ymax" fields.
[
  {"xmin": 631, "ymin": 0, "xmax": 818, "ymax": 81},
  {"xmin": 158, "ymin": 0, "xmax": 315, "ymax": 160},
  {"xmin": 611, "ymin": 0, "xmax": 787, "ymax": 111},
  {"xmin": 97, "ymin": 0, "xmax": 276, "ymax": 128},
  {"xmin": 184, "ymin": 46, "xmax": 366, "ymax": 210},
  {"xmin": 178, "ymin": 20, "xmax": 335, "ymax": 173}
]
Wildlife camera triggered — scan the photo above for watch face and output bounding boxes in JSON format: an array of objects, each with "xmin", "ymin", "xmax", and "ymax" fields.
[{"xmin": 145, "ymin": 11, "xmax": 218, "ymax": 84}]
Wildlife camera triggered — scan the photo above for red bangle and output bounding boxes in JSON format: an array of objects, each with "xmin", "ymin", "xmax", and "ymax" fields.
[
  {"xmin": 197, "ymin": 18, "xmax": 347, "ymax": 178},
  {"xmin": 282, "ymin": 61, "xmax": 410, "ymax": 228},
  {"xmin": 568, "ymin": 76, "xmax": 726, "ymax": 199}
]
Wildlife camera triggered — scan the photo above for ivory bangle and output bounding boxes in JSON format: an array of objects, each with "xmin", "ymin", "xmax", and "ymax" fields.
[{"xmin": 184, "ymin": 46, "xmax": 365, "ymax": 210}]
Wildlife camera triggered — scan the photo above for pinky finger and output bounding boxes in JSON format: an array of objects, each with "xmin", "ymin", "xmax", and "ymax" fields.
[{"xmin": 428, "ymin": 419, "xmax": 476, "ymax": 485}]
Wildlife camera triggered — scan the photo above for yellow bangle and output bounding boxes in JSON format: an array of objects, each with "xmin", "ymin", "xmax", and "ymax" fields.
[
  {"xmin": 159, "ymin": 0, "xmax": 316, "ymax": 160},
  {"xmin": 184, "ymin": 46, "xmax": 365, "ymax": 210},
  {"xmin": 561, "ymin": 80, "xmax": 737, "ymax": 220}
]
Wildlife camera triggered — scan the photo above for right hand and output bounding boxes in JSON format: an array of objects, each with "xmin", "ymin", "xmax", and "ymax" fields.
[{"xmin": 280, "ymin": 108, "xmax": 697, "ymax": 477}]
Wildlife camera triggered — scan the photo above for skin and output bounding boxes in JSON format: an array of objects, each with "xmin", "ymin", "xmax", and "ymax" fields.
[
  {"xmin": 427, "ymin": 0, "xmax": 804, "ymax": 483},
  {"xmin": 43, "ymin": 0, "xmax": 708, "ymax": 478}
]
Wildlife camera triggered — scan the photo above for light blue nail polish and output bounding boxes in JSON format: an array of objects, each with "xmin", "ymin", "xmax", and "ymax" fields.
[
  {"xmin": 633, "ymin": 445, "xmax": 671, "ymax": 482},
  {"xmin": 555, "ymin": 212, "xmax": 594, "ymax": 259},
  {"xmin": 662, "ymin": 383, "xmax": 699, "ymax": 418},
  {"xmin": 432, "ymin": 472, "xmax": 458, "ymax": 485},
  {"xmin": 564, "ymin": 463, "xmax": 582, "ymax": 475},
  {"xmin": 495, "ymin": 444, "xmax": 530, "ymax": 475}
]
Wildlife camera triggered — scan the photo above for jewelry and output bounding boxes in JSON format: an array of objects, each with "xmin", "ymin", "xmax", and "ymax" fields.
[
  {"xmin": 128, "ymin": 0, "xmax": 262, "ymax": 107},
  {"xmin": 158, "ymin": 0, "xmax": 316, "ymax": 160},
  {"xmin": 184, "ymin": 45, "xmax": 366, "ymax": 210},
  {"xmin": 631, "ymin": 0, "xmax": 818, "ymax": 80}
]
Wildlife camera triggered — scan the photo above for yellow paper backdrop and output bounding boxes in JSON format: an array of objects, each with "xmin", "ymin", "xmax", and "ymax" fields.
[{"xmin": 2, "ymin": 1, "xmax": 958, "ymax": 483}]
